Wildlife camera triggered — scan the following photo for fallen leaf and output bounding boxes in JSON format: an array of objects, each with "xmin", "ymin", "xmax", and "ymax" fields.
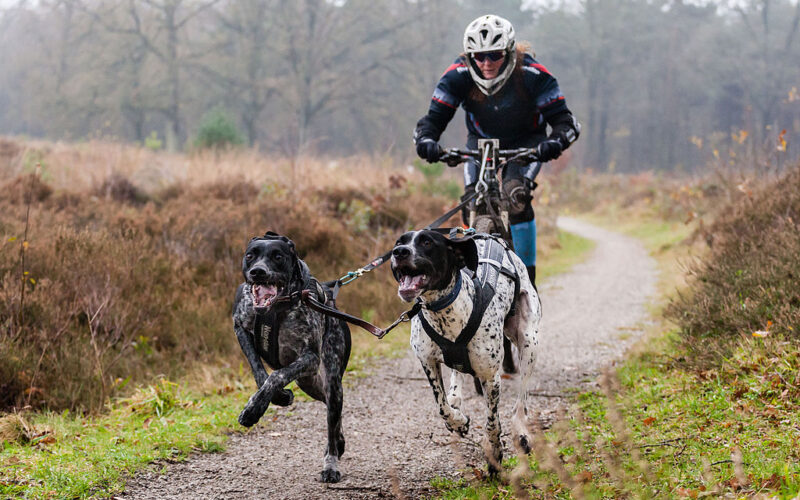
[
  {"xmin": 38, "ymin": 435, "xmax": 56, "ymax": 445},
  {"xmin": 761, "ymin": 473, "xmax": 781, "ymax": 489},
  {"xmin": 643, "ymin": 417, "xmax": 656, "ymax": 426}
]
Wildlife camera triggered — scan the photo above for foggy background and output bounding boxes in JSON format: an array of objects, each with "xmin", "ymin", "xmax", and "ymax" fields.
[{"xmin": 0, "ymin": 0, "xmax": 798, "ymax": 171}]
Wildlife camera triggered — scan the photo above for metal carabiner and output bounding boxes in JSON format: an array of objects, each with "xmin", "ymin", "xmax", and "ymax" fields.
[{"xmin": 339, "ymin": 269, "xmax": 365, "ymax": 285}]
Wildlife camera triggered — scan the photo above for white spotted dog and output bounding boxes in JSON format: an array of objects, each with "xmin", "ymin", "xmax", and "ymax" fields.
[{"xmin": 390, "ymin": 229, "xmax": 540, "ymax": 475}]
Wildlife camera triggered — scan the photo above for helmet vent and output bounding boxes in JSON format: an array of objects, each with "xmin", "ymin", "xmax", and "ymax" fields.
[{"xmin": 491, "ymin": 34, "xmax": 502, "ymax": 45}]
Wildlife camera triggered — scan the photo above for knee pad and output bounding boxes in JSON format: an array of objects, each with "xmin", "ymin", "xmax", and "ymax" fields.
[{"xmin": 502, "ymin": 178, "xmax": 531, "ymax": 215}]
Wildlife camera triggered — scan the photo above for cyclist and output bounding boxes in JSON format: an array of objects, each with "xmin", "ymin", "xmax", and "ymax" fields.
[{"xmin": 414, "ymin": 14, "xmax": 580, "ymax": 287}]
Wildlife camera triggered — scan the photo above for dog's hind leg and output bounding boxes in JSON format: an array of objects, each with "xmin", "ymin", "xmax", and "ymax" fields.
[
  {"xmin": 507, "ymin": 290, "xmax": 540, "ymax": 453},
  {"xmin": 238, "ymin": 350, "xmax": 319, "ymax": 428},
  {"xmin": 480, "ymin": 374, "xmax": 504, "ymax": 476},
  {"xmin": 320, "ymin": 374, "xmax": 344, "ymax": 483}
]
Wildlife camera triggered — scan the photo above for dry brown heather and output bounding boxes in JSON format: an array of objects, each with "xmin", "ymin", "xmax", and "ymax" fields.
[
  {"xmin": 547, "ymin": 159, "xmax": 800, "ymax": 367},
  {"xmin": 665, "ymin": 165, "xmax": 800, "ymax": 365},
  {"xmin": 0, "ymin": 138, "xmax": 561, "ymax": 412}
]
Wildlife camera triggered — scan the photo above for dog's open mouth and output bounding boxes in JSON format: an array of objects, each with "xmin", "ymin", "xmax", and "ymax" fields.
[
  {"xmin": 396, "ymin": 271, "xmax": 429, "ymax": 301},
  {"xmin": 250, "ymin": 283, "xmax": 284, "ymax": 310}
]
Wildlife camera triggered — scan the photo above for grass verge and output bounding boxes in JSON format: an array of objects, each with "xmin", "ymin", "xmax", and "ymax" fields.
[{"xmin": 1, "ymin": 374, "xmax": 250, "ymax": 499}]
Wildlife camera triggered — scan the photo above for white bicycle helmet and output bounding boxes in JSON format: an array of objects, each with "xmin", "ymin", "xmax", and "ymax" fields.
[{"xmin": 462, "ymin": 14, "xmax": 517, "ymax": 96}]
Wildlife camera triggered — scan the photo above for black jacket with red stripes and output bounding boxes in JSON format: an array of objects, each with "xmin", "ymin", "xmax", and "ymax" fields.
[{"xmin": 414, "ymin": 52, "xmax": 580, "ymax": 150}]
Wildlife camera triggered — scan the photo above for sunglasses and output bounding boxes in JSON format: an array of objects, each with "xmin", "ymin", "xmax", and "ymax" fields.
[{"xmin": 472, "ymin": 51, "xmax": 505, "ymax": 62}]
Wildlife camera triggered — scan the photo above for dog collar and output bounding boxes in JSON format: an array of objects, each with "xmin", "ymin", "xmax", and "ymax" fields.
[{"xmin": 424, "ymin": 271, "xmax": 463, "ymax": 312}]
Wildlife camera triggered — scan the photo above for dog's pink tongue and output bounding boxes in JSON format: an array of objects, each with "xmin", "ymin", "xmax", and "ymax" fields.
[
  {"xmin": 254, "ymin": 284, "xmax": 279, "ymax": 306},
  {"xmin": 399, "ymin": 275, "xmax": 425, "ymax": 292}
]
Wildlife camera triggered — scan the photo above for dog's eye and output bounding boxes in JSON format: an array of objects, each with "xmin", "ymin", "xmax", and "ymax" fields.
[
  {"xmin": 245, "ymin": 252, "xmax": 254, "ymax": 261},
  {"xmin": 272, "ymin": 253, "xmax": 283, "ymax": 262},
  {"xmin": 422, "ymin": 239, "xmax": 432, "ymax": 248}
]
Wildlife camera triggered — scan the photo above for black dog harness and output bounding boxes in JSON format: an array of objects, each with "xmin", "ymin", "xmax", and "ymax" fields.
[
  {"xmin": 416, "ymin": 235, "xmax": 520, "ymax": 376},
  {"xmin": 252, "ymin": 277, "xmax": 331, "ymax": 370}
]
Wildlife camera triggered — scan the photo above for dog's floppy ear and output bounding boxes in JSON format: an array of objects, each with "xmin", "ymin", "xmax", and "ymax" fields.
[
  {"xmin": 277, "ymin": 235, "xmax": 304, "ymax": 281},
  {"xmin": 447, "ymin": 236, "xmax": 478, "ymax": 273}
]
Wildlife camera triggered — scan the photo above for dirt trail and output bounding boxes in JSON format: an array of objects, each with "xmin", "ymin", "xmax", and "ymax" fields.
[{"xmin": 121, "ymin": 217, "xmax": 658, "ymax": 499}]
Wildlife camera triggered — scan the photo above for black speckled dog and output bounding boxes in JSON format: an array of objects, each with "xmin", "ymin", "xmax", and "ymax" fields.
[
  {"xmin": 391, "ymin": 230, "xmax": 540, "ymax": 475},
  {"xmin": 233, "ymin": 232, "xmax": 351, "ymax": 483}
]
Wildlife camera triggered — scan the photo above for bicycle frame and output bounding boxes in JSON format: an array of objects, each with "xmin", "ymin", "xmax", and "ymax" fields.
[
  {"xmin": 438, "ymin": 142, "xmax": 539, "ymax": 247},
  {"xmin": 470, "ymin": 138, "xmax": 511, "ymax": 244}
]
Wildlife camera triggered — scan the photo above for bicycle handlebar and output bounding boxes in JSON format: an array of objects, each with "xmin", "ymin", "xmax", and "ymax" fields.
[{"xmin": 437, "ymin": 147, "xmax": 539, "ymax": 167}]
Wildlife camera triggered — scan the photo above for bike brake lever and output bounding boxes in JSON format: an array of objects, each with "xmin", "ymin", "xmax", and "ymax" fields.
[
  {"xmin": 439, "ymin": 152, "xmax": 464, "ymax": 167},
  {"xmin": 445, "ymin": 156, "xmax": 464, "ymax": 167}
]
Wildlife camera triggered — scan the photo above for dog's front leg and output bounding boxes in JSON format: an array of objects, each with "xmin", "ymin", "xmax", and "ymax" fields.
[
  {"xmin": 238, "ymin": 350, "xmax": 319, "ymax": 427},
  {"xmin": 235, "ymin": 324, "xmax": 294, "ymax": 407},
  {"xmin": 234, "ymin": 324, "xmax": 269, "ymax": 388},
  {"xmin": 447, "ymin": 370, "xmax": 465, "ymax": 410},
  {"xmin": 420, "ymin": 361, "xmax": 470, "ymax": 436}
]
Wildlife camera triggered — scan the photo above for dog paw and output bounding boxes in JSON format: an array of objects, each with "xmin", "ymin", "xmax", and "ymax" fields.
[
  {"xmin": 457, "ymin": 416, "xmax": 471, "ymax": 437},
  {"xmin": 237, "ymin": 403, "xmax": 263, "ymax": 427},
  {"xmin": 518, "ymin": 434, "xmax": 531, "ymax": 454},
  {"xmin": 271, "ymin": 388, "xmax": 294, "ymax": 407},
  {"xmin": 446, "ymin": 415, "xmax": 470, "ymax": 437},
  {"xmin": 487, "ymin": 461, "xmax": 501, "ymax": 478},
  {"xmin": 320, "ymin": 469, "xmax": 341, "ymax": 483}
]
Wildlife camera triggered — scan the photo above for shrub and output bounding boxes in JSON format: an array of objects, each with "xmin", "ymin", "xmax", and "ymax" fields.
[
  {"xmin": 192, "ymin": 110, "xmax": 245, "ymax": 150},
  {"xmin": 665, "ymin": 164, "xmax": 800, "ymax": 364},
  {"xmin": 144, "ymin": 131, "xmax": 163, "ymax": 151}
]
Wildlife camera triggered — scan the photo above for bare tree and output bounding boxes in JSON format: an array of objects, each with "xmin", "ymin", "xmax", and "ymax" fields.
[{"xmin": 88, "ymin": 0, "xmax": 220, "ymax": 150}]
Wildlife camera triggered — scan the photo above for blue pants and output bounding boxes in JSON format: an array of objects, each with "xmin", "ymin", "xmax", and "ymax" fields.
[{"xmin": 510, "ymin": 220, "xmax": 536, "ymax": 266}]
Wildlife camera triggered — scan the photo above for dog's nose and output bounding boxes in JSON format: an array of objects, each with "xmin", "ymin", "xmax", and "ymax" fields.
[
  {"xmin": 392, "ymin": 246, "xmax": 410, "ymax": 260},
  {"xmin": 249, "ymin": 267, "xmax": 267, "ymax": 279}
]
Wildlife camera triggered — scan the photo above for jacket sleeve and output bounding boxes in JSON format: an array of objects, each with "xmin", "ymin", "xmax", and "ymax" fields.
[
  {"xmin": 523, "ymin": 57, "xmax": 581, "ymax": 149},
  {"xmin": 546, "ymin": 108, "xmax": 581, "ymax": 149},
  {"xmin": 414, "ymin": 58, "xmax": 470, "ymax": 143}
]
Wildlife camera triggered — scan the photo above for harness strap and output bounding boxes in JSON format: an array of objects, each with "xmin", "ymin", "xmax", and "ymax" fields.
[
  {"xmin": 253, "ymin": 294, "xmax": 298, "ymax": 369},
  {"xmin": 299, "ymin": 290, "xmax": 391, "ymax": 338},
  {"xmin": 418, "ymin": 276, "xmax": 495, "ymax": 376}
]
